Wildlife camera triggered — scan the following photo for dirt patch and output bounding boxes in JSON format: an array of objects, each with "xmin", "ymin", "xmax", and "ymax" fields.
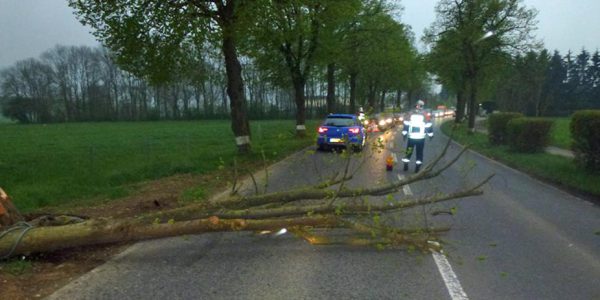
[{"xmin": 0, "ymin": 172, "xmax": 229, "ymax": 300}]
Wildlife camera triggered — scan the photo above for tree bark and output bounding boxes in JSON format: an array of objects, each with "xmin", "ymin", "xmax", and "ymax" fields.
[
  {"xmin": 220, "ymin": 3, "xmax": 251, "ymax": 153},
  {"xmin": 349, "ymin": 72, "xmax": 357, "ymax": 114},
  {"xmin": 293, "ymin": 77, "xmax": 307, "ymax": 137},
  {"xmin": 326, "ymin": 63, "xmax": 336, "ymax": 114},
  {"xmin": 467, "ymin": 79, "xmax": 477, "ymax": 132},
  {"xmin": 0, "ymin": 216, "xmax": 338, "ymax": 258},
  {"xmin": 455, "ymin": 88, "xmax": 465, "ymax": 123}
]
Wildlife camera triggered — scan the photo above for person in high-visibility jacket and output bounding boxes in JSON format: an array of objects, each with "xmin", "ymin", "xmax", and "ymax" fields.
[{"xmin": 401, "ymin": 101, "xmax": 433, "ymax": 173}]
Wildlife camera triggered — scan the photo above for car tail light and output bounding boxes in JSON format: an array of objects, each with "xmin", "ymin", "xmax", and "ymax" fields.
[
  {"xmin": 318, "ymin": 126, "xmax": 328, "ymax": 134},
  {"xmin": 349, "ymin": 127, "xmax": 360, "ymax": 134}
]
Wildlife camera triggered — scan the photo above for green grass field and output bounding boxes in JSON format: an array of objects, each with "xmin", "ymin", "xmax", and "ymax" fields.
[
  {"xmin": 548, "ymin": 117, "xmax": 571, "ymax": 149},
  {"xmin": 442, "ymin": 121, "xmax": 600, "ymax": 197},
  {"xmin": 0, "ymin": 120, "xmax": 318, "ymax": 212}
]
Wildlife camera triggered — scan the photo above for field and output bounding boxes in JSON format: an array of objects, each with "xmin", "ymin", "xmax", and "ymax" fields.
[
  {"xmin": 0, "ymin": 120, "xmax": 317, "ymax": 212},
  {"xmin": 548, "ymin": 117, "xmax": 571, "ymax": 149}
]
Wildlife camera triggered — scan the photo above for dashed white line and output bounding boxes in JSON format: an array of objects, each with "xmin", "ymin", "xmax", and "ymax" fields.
[
  {"xmin": 396, "ymin": 174, "xmax": 467, "ymax": 299},
  {"xmin": 432, "ymin": 251, "xmax": 469, "ymax": 300},
  {"xmin": 396, "ymin": 174, "xmax": 413, "ymax": 196}
]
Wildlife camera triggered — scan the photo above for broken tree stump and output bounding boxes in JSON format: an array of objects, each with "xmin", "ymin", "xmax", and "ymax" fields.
[{"xmin": 0, "ymin": 187, "xmax": 24, "ymax": 228}]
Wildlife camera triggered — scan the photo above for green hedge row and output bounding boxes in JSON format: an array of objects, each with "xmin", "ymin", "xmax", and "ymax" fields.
[
  {"xmin": 506, "ymin": 118, "xmax": 554, "ymax": 153},
  {"xmin": 487, "ymin": 112, "xmax": 523, "ymax": 145},
  {"xmin": 571, "ymin": 110, "xmax": 600, "ymax": 173}
]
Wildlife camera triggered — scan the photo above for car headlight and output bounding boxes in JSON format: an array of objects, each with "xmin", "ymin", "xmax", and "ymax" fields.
[
  {"xmin": 386, "ymin": 118, "xmax": 392, "ymax": 123},
  {"xmin": 379, "ymin": 120, "xmax": 385, "ymax": 126}
]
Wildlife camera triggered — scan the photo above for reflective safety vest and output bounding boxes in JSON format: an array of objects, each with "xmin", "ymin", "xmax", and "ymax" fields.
[{"xmin": 402, "ymin": 113, "xmax": 433, "ymax": 140}]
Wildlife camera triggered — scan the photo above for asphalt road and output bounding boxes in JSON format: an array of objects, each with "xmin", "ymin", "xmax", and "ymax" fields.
[{"xmin": 49, "ymin": 119, "xmax": 600, "ymax": 300}]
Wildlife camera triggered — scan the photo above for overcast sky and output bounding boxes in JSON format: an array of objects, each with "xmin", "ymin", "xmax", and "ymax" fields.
[{"xmin": 1, "ymin": 0, "xmax": 599, "ymax": 69}]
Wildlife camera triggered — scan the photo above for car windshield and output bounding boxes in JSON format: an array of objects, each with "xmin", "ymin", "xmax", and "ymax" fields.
[{"xmin": 324, "ymin": 117, "xmax": 355, "ymax": 127}]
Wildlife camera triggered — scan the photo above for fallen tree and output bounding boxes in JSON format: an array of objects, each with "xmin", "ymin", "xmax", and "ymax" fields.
[{"xmin": 0, "ymin": 139, "xmax": 492, "ymax": 259}]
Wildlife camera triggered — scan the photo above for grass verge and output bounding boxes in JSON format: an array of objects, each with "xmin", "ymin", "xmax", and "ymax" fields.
[
  {"xmin": 0, "ymin": 120, "xmax": 318, "ymax": 212},
  {"xmin": 441, "ymin": 121, "xmax": 600, "ymax": 198}
]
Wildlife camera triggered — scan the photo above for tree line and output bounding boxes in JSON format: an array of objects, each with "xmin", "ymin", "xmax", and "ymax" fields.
[
  {"xmin": 425, "ymin": 0, "xmax": 599, "ymax": 126},
  {"xmin": 1, "ymin": 0, "xmax": 430, "ymax": 153},
  {"xmin": 1, "ymin": 44, "xmax": 379, "ymax": 123},
  {"xmin": 488, "ymin": 48, "xmax": 600, "ymax": 116}
]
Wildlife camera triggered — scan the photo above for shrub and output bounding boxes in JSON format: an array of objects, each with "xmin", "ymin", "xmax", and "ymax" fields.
[
  {"xmin": 506, "ymin": 118, "xmax": 554, "ymax": 153},
  {"xmin": 487, "ymin": 112, "xmax": 523, "ymax": 145},
  {"xmin": 570, "ymin": 110, "xmax": 600, "ymax": 172}
]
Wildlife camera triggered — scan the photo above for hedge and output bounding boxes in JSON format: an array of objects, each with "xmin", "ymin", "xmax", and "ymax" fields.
[
  {"xmin": 487, "ymin": 112, "xmax": 523, "ymax": 145},
  {"xmin": 506, "ymin": 118, "xmax": 554, "ymax": 153},
  {"xmin": 571, "ymin": 110, "xmax": 600, "ymax": 172}
]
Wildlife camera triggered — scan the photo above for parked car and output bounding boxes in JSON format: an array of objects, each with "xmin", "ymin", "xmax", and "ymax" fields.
[{"xmin": 316, "ymin": 114, "xmax": 366, "ymax": 151}]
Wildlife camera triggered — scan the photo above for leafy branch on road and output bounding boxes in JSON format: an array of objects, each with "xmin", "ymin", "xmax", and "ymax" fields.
[{"xmin": 0, "ymin": 137, "xmax": 492, "ymax": 259}]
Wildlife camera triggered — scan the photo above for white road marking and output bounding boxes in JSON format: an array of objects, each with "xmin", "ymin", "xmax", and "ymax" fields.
[
  {"xmin": 391, "ymin": 153, "xmax": 398, "ymax": 163},
  {"xmin": 432, "ymin": 251, "xmax": 469, "ymax": 300},
  {"xmin": 396, "ymin": 172, "xmax": 467, "ymax": 300},
  {"xmin": 396, "ymin": 174, "xmax": 413, "ymax": 196}
]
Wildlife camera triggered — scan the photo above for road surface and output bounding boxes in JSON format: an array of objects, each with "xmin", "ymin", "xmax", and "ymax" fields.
[{"xmin": 49, "ymin": 119, "xmax": 600, "ymax": 300}]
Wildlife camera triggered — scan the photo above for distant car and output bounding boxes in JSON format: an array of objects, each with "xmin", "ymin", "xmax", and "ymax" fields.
[
  {"xmin": 432, "ymin": 110, "xmax": 444, "ymax": 118},
  {"xmin": 375, "ymin": 113, "xmax": 394, "ymax": 131},
  {"xmin": 316, "ymin": 114, "xmax": 366, "ymax": 151},
  {"xmin": 393, "ymin": 113, "xmax": 404, "ymax": 125},
  {"xmin": 422, "ymin": 109, "xmax": 433, "ymax": 122}
]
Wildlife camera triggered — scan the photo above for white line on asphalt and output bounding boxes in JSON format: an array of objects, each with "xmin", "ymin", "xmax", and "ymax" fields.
[
  {"xmin": 432, "ymin": 251, "xmax": 469, "ymax": 300},
  {"xmin": 396, "ymin": 174, "xmax": 412, "ymax": 196},
  {"xmin": 391, "ymin": 153, "xmax": 398, "ymax": 163}
]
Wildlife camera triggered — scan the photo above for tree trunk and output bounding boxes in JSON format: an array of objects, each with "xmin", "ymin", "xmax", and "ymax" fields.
[
  {"xmin": 0, "ymin": 216, "xmax": 338, "ymax": 258},
  {"xmin": 221, "ymin": 14, "xmax": 251, "ymax": 153},
  {"xmin": 349, "ymin": 72, "xmax": 357, "ymax": 114},
  {"xmin": 467, "ymin": 79, "xmax": 478, "ymax": 132},
  {"xmin": 455, "ymin": 89, "xmax": 465, "ymax": 123},
  {"xmin": 326, "ymin": 63, "xmax": 336, "ymax": 114},
  {"xmin": 379, "ymin": 90, "xmax": 386, "ymax": 112},
  {"xmin": 293, "ymin": 77, "xmax": 307, "ymax": 137},
  {"xmin": 367, "ymin": 83, "xmax": 377, "ymax": 112}
]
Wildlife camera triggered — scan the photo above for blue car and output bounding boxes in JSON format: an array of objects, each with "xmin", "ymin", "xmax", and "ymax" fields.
[{"xmin": 316, "ymin": 114, "xmax": 366, "ymax": 152}]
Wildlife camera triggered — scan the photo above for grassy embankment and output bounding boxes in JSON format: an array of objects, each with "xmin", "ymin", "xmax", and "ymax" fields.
[
  {"xmin": 441, "ymin": 120, "xmax": 600, "ymax": 198},
  {"xmin": 0, "ymin": 120, "xmax": 318, "ymax": 212}
]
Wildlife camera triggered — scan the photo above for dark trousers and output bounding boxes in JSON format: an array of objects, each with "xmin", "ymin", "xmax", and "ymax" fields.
[{"xmin": 405, "ymin": 138, "xmax": 425, "ymax": 164}]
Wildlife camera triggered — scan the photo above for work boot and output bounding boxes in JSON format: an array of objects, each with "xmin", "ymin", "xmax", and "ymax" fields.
[
  {"xmin": 403, "ymin": 162, "xmax": 409, "ymax": 171},
  {"xmin": 415, "ymin": 164, "xmax": 421, "ymax": 173}
]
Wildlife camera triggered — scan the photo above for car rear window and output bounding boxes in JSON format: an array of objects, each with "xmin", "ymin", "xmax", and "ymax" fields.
[{"xmin": 324, "ymin": 117, "xmax": 355, "ymax": 127}]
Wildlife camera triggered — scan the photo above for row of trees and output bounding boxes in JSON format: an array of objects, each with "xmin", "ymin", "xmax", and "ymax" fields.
[
  {"xmin": 489, "ymin": 49, "xmax": 600, "ymax": 116},
  {"xmin": 1, "ymin": 1, "xmax": 430, "ymax": 153},
  {"xmin": 426, "ymin": 0, "xmax": 599, "ymax": 123},
  {"xmin": 1, "ymin": 45, "xmax": 386, "ymax": 123},
  {"xmin": 425, "ymin": 0, "xmax": 539, "ymax": 130}
]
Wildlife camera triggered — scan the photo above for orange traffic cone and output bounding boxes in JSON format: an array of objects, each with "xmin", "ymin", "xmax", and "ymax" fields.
[{"xmin": 386, "ymin": 155, "xmax": 394, "ymax": 171}]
